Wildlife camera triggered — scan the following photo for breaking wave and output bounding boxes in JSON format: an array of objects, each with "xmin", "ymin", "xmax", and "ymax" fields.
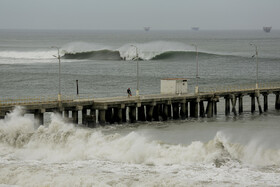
[
  {"xmin": 0, "ymin": 41, "xmax": 237, "ymax": 62},
  {"xmin": 1, "ymin": 107, "xmax": 280, "ymax": 167}
]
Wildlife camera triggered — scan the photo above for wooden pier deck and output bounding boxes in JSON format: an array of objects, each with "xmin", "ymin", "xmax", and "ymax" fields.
[{"xmin": 1, "ymin": 83, "xmax": 280, "ymax": 126}]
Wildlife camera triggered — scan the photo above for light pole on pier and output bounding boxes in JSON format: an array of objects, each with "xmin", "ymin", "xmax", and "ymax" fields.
[
  {"xmin": 192, "ymin": 44, "xmax": 199, "ymax": 94},
  {"xmin": 131, "ymin": 45, "xmax": 140, "ymax": 96},
  {"xmin": 51, "ymin": 46, "xmax": 62, "ymax": 101},
  {"xmin": 250, "ymin": 43, "xmax": 259, "ymax": 89}
]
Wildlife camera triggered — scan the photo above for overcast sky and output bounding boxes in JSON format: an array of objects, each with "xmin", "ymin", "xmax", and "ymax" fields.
[{"xmin": 0, "ymin": 0, "xmax": 279, "ymax": 30}]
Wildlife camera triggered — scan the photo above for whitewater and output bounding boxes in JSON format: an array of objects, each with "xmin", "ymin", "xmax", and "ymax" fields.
[{"xmin": 0, "ymin": 107, "xmax": 280, "ymax": 186}]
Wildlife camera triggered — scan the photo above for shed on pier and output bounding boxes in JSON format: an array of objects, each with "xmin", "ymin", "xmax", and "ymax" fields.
[{"xmin": 160, "ymin": 78, "xmax": 188, "ymax": 94}]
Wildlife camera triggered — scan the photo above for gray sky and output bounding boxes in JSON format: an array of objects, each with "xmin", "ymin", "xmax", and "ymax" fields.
[{"xmin": 0, "ymin": 0, "xmax": 279, "ymax": 30}]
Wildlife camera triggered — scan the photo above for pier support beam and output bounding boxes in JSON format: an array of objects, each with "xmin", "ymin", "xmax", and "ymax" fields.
[
  {"xmin": 250, "ymin": 94, "xmax": 256, "ymax": 113},
  {"xmin": 64, "ymin": 110, "xmax": 69, "ymax": 118},
  {"xmin": 262, "ymin": 93, "xmax": 268, "ymax": 112},
  {"xmin": 255, "ymin": 90, "xmax": 262, "ymax": 114},
  {"xmin": 275, "ymin": 92, "xmax": 280, "ymax": 110},
  {"xmin": 122, "ymin": 107, "xmax": 127, "ymax": 123},
  {"xmin": 180, "ymin": 101, "xmax": 187, "ymax": 119},
  {"xmin": 82, "ymin": 108, "xmax": 87, "ymax": 124},
  {"xmin": 105, "ymin": 108, "xmax": 113, "ymax": 124},
  {"xmin": 256, "ymin": 96, "xmax": 263, "ymax": 114},
  {"xmin": 146, "ymin": 105, "xmax": 154, "ymax": 121},
  {"xmin": 213, "ymin": 101, "xmax": 217, "ymax": 115},
  {"xmin": 87, "ymin": 109, "xmax": 96, "ymax": 127},
  {"xmin": 112, "ymin": 107, "xmax": 119, "ymax": 124},
  {"xmin": 34, "ymin": 109, "xmax": 44, "ymax": 125},
  {"xmin": 190, "ymin": 100, "xmax": 199, "ymax": 118},
  {"xmin": 112, "ymin": 107, "xmax": 121, "ymax": 124},
  {"xmin": 138, "ymin": 105, "xmax": 146, "ymax": 121},
  {"xmin": 153, "ymin": 104, "xmax": 160, "ymax": 121},
  {"xmin": 224, "ymin": 96, "xmax": 230, "ymax": 116},
  {"xmin": 129, "ymin": 106, "xmax": 136, "ymax": 123},
  {"xmin": 162, "ymin": 104, "xmax": 170, "ymax": 121},
  {"xmin": 206, "ymin": 100, "xmax": 213, "ymax": 118},
  {"xmin": 72, "ymin": 110, "xmax": 78, "ymax": 124},
  {"xmin": 99, "ymin": 109, "xmax": 106, "ymax": 125},
  {"xmin": 238, "ymin": 95, "xmax": 243, "ymax": 114},
  {"xmin": 199, "ymin": 101, "xmax": 205, "ymax": 118},
  {"xmin": 230, "ymin": 95, "xmax": 237, "ymax": 116},
  {"xmin": 172, "ymin": 103, "xmax": 180, "ymax": 120}
]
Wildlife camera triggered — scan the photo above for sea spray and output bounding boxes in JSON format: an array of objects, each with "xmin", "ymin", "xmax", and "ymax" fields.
[{"xmin": 1, "ymin": 108, "xmax": 280, "ymax": 167}]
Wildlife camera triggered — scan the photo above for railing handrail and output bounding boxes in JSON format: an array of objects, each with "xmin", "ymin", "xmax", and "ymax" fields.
[
  {"xmin": 0, "ymin": 94, "xmax": 94, "ymax": 106},
  {"xmin": 1, "ymin": 82, "xmax": 280, "ymax": 107}
]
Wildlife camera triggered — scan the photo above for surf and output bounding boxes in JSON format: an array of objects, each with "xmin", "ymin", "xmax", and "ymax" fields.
[{"xmin": 1, "ymin": 107, "xmax": 280, "ymax": 167}]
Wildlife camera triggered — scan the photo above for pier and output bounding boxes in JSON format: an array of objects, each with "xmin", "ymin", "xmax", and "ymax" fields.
[{"xmin": 0, "ymin": 83, "xmax": 280, "ymax": 126}]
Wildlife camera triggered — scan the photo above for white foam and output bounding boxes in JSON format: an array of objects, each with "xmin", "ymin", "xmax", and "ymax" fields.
[
  {"xmin": 1, "ymin": 108, "xmax": 280, "ymax": 186},
  {"xmin": 118, "ymin": 41, "xmax": 194, "ymax": 60}
]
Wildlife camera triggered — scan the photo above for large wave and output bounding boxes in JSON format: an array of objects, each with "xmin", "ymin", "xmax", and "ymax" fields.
[
  {"xmin": 1, "ymin": 107, "xmax": 280, "ymax": 167},
  {"xmin": 0, "ymin": 41, "xmax": 233, "ymax": 62}
]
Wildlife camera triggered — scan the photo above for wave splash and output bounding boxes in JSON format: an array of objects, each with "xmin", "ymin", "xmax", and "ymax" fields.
[
  {"xmin": 62, "ymin": 41, "xmax": 214, "ymax": 61},
  {"xmin": 1, "ymin": 107, "xmax": 280, "ymax": 167}
]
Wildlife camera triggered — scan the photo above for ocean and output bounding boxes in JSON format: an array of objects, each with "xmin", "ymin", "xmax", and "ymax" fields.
[{"xmin": 0, "ymin": 29, "xmax": 280, "ymax": 186}]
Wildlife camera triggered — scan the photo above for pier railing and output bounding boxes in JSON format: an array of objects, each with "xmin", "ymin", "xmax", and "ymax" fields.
[
  {"xmin": 200, "ymin": 82, "xmax": 280, "ymax": 94},
  {"xmin": 0, "ymin": 95, "xmax": 94, "ymax": 106}
]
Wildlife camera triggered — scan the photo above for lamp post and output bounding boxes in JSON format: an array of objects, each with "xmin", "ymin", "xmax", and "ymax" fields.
[
  {"xmin": 51, "ymin": 46, "xmax": 62, "ymax": 101},
  {"xmin": 131, "ymin": 45, "xmax": 139, "ymax": 96},
  {"xmin": 250, "ymin": 43, "xmax": 259, "ymax": 89},
  {"xmin": 192, "ymin": 44, "xmax": 199, "ymax": 94}
]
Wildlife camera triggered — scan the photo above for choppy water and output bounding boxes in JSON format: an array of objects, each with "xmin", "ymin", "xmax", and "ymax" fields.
[{"xmin": 0, "ymin": 30, "xmax": 280, "ymax": 186}]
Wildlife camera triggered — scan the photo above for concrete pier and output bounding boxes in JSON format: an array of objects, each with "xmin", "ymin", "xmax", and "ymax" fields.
[{"xmin": 1, "ymin": 84, "xmax": 280, "ymax": 126}]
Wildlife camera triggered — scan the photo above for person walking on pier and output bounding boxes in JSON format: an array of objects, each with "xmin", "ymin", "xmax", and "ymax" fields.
[{"xmin": 127, "ymin": 88, "xmax": 132, "ymax": 97}]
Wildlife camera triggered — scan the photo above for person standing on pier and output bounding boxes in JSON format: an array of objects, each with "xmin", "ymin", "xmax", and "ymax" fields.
[{"xmin": 127, "ymin": 88, "xmax": 132, "ymax": 97}]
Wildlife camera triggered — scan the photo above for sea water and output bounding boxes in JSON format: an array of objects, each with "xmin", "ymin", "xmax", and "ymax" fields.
[{"xmin": 0, "ymin": 30, "xmax": 280, "ymax": 186}]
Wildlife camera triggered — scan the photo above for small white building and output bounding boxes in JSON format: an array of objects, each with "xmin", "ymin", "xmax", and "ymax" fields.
[{"xmin": 160, "ymin": 78, "xmax": 188, "ymax": 94}]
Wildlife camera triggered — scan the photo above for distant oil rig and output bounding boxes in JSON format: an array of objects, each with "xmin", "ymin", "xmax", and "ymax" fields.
[
  {"xmin": 263, "ymin": 27, "xmax": 272, "ymax": 33},
  {"xmin": 144, "ymin": 27, "xmax": 151, "ymax": 31},
  {"xmin": 192, "ymin": 27, "xmax": 199, "ymax": 31}
]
